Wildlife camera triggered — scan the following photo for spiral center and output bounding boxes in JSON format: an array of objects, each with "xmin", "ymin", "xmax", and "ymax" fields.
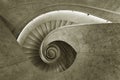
[
  {"xmin": 40, "ymin": 41, "xmax": 77, "ymax": 72},
  {"xmin": 41, "ymin": 44, "xmax": 61, "ymax": 64},
  {"xmin": 46, "ymin": 47, "xmax": 57, "ymax": 59}
]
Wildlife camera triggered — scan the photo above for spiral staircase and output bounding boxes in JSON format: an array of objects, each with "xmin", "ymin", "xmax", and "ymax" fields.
[{"xmin": 0, "ymin": 0, "xmax": 120, "ymax": 80}]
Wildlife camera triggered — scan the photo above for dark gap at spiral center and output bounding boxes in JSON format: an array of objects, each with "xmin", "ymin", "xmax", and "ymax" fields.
[{"xmin": 39, "ymin": 41, "xmax": 77, "ymax": 72}]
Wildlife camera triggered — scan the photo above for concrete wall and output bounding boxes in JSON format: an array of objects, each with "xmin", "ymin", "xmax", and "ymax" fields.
[{"xmin": 0, "ymin": 0, "xmax": 120, "ymax": 37}]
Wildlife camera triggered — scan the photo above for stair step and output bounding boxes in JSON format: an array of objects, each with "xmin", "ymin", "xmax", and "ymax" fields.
[{"xmin": 45, "ymin": 21, "xmax": 52, "ymax": 32}]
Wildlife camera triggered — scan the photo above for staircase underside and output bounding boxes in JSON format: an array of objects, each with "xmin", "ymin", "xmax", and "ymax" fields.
[{"xmin": 0, "ymin": 0, "xmax": 120, "ymax": 80}]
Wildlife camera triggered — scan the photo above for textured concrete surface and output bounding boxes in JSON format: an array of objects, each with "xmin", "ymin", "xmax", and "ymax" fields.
[
  {"xmin": 0, "ymin": 18, "xmax": 28, "ymax": 80},
  {"xmin": 0, "ymin": 0, "xmax": 120, "ymax": 80},
  {"xmin": 42, "ymin": 23, "xmax": 120, "ymax": 80},
  {"xmin": 0, "ymin": 0, "xmax": 120, "ymax": 37},
  {"xmin": 1, "ymin": 23, "xmax": 120, "ymax": 80},
  {"xmin": 0, "ymin": 18, "xmax": 27, "ymax": 68}
]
